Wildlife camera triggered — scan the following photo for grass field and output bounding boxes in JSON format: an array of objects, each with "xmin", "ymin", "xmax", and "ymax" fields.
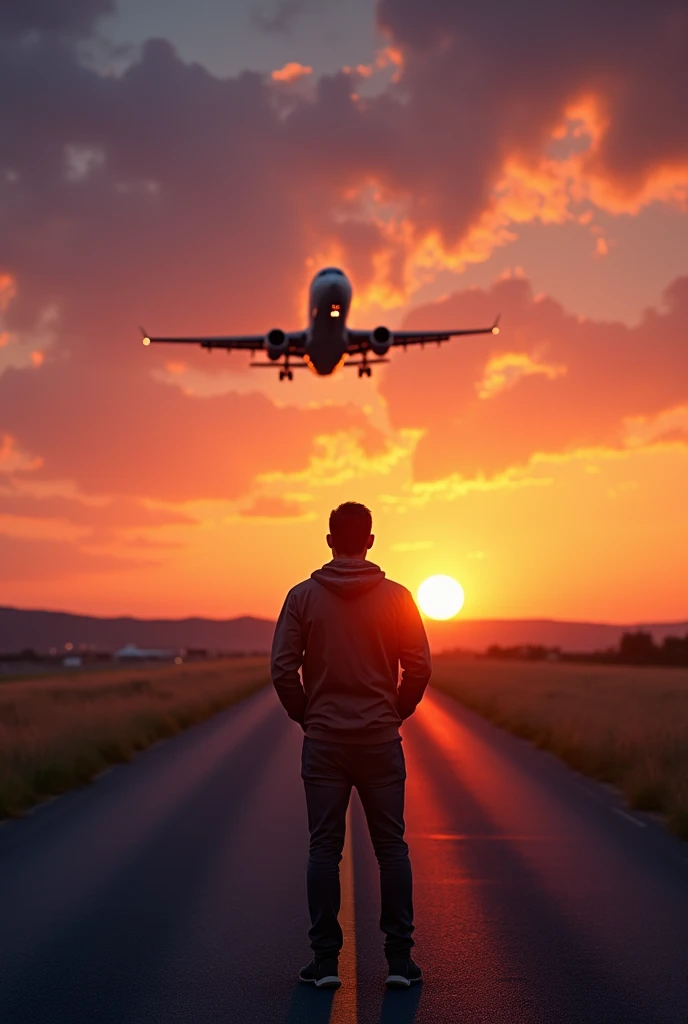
[
  {"xmin": 431, "ymin": 655, "xmax": 688, "ymax": 840},
  {"xmin": 0, "ymin": 658, "xmax": 270, "ymax": 819}
]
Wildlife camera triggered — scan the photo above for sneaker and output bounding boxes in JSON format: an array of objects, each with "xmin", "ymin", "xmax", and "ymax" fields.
[
  {"xmin": 385, "ymin": 956, "xmax": 423, "ymax": 988},
  {"xmin": 299, "ymin": 957, "xmax": 342, "ymax": 988}
]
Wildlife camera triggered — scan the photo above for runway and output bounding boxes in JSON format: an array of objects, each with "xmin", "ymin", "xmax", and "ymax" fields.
[{"xmin": 1, "ymin": 684, "xmax": 687, "ymax": 1023}]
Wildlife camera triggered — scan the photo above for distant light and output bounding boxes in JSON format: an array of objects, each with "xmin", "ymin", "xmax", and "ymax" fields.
[
  {"xmin": 174, "ymin": 656, "xmax": 183, "ymax": 665},
  {"xmin": 492, "ymin": 326, "xmax": 500, "ymax": 335},
  {"xmin": 65, "ymin": 642, "xmax": 73, "ymax": 651},
  {"xmin": 330, "ymin": 310, "xmax": 340, "ymax": 318},
  {"xmin": 142, "ymin": 336, "xmax": 151, "ymax": 346}
]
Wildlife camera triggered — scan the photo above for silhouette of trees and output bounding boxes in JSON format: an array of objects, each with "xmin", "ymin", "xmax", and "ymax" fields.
[
  {"xmin": 484, "ymin": 631, "xmax": 688, "ymax": 667},
  {"xmin": 619, "ymin": 631, "xmax": 657, "ymax": 663}
]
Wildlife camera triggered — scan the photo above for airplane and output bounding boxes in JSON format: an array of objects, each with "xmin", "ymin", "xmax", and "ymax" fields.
[{"xmin": 142, "ymin": 266, "xmax": 500, "ymax": 380}]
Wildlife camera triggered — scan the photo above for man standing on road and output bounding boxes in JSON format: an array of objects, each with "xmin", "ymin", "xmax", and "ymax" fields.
[{"xmin": 271, "ymin": 501, "xmax": 431, "ymax": 990}]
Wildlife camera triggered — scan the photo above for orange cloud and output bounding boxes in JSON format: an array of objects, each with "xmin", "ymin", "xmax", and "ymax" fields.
[
  {"xmin": 342, "ymin": 63, "xmax": 375, "ymax": 79},
  {"xmin": 0, "ymin": 532, "xmax": 155, "ymax": 582},
  {"xmin": 477, "ymin": 352, "xmax": 568, "ymax": 400},
  {"xmin": 1, "ymin": 358, "xmax": 383, "ymax": 503},
  {"xmin": 1, "ymin": 8, "xmax": 687, "ymax": 620},
  {"xmin": 375, "ymin": 45, "xmax": 404, "ymax": 82},
  {"xmin": 0, "ymin": 434, "xmax": 43, "ymax": 474},
  {"xmin": 0, "ymin": 272, "xmax": 17, "ymax": 312},
  {"xmin": 271, "ymin": 61, "xmax": 313, "ymax": 83},
  {"xmin": 381, "ymin": 273, "xmax": 688, "ymax": 483},
  {"xmin": 0, "ymin": 491, "xmax": 195, "ymax": 532},
  {"xmin": 240, "ymin": 495, "xmax": 308, "ymax": 519}
]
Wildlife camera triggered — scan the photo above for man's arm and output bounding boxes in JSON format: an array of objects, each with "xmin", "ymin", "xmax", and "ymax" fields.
[
  {"xmin": 397, "ymin": 588, "xmax": 432, "ymax": 719},
  {"xmin": 270, "ymin": 590, "xmax": 307, "ymax": 726}
]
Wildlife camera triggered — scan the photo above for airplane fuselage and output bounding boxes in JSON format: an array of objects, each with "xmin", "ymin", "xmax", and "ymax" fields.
[
  {"xmin": 142, "ymin": 264, "xmax": 499, "ymax": 377},
  {"xmin": 304, "ymin": 267, "xmax": 353, "ymax": 375}
]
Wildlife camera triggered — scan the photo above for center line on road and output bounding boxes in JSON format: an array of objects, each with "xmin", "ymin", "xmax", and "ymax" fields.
[
  {"xmin": 407, "ymin": 832, "xmax": 556, "ymax": 841},
  {"xmin": 613, "ymin": 808, "xmax": 647, "ymax": 828},
  {"xmin": 330, "ymin": 804, "xmax": 358, "ymax": 1024}
]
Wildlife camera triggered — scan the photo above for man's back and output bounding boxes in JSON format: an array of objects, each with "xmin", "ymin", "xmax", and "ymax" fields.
[
  {"xmin": 270, "ymin": 501, "xmax": 430, "ymax": 990},
  {"xmin": 271, "ymin": 557, "xmax": 431, "ymax": 744}
]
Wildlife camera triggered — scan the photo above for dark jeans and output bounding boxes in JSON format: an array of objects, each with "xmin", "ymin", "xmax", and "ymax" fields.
[{"xmin": 301, "ymin": 735, "xmax": 414, "ymax": 960}]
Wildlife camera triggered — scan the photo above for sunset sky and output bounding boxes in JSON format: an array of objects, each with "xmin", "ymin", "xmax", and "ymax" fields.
[{"xmin": 1, "ymin": 0, "xmax": 687, "ymax": 624}]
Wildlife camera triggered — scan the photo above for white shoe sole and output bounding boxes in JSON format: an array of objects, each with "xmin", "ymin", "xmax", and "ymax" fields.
[
  {"xmin": 300, "ymin": 975, "xmax": 342, "ymax": 989},
  {"xmin": 385, "ymin": 973, "xmax": 422, "ymax": 988}
]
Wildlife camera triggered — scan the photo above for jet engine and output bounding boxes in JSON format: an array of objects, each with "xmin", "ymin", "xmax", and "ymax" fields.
[
  {"xmin": 265, "ymin": 328, "xmax": 288, "ymax": 361},
  {"xmin": 370, "ymin": 325, "xmax": 392, "ymax": 356}
]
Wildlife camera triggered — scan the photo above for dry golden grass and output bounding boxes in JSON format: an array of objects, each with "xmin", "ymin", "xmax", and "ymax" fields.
[
  {"xmin": 431, "ymin": 655, "xmax": 688, "ymax": 840},
  {"xmin": 0, "ymin": 658, "xmax": 269, "ymax": 818}
]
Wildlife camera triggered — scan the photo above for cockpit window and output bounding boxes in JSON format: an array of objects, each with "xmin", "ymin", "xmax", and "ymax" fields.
[{"xmin": 316, "ymin": 267, "xmax": 344, "ymax": 277}]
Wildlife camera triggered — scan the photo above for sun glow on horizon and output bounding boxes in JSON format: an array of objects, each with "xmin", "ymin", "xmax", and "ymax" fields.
[{"xmin": 417, "ymin": 575, "xmax": 465, "ymax": 620}]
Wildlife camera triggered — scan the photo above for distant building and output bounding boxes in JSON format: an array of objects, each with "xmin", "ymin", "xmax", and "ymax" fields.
[
  {"xmin": 114, "ymin": 644, "xmax": 176, "ymax": 661},
  {"xmin": 63, "ymin": 656, "xmax": 83, "ymax": 668}
]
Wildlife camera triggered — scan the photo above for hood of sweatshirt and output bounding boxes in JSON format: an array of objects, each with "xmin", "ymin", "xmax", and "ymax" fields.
[{"xmin": 311, "ymin": 558, "xmax": 386, "ymax": 599}]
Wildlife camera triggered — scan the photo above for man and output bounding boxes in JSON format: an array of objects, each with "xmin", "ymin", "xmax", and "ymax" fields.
[{"xmin": 271, "ymin": 501, "xmax": 432, "ymax": 990}]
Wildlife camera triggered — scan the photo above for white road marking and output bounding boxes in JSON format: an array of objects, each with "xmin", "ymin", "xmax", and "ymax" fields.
[{"xmin": 613, "ymin": 808, "xmax": 647, "ymax": 828}]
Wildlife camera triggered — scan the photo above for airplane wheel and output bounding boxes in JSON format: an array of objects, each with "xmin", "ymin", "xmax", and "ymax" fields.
[
  {"xmin": 358, "ymin": 367, "xmax": 365, "ymax": 378},
  {"xmin": 288, "ymin": 371, "xmax": 293, "ymax": 381}
]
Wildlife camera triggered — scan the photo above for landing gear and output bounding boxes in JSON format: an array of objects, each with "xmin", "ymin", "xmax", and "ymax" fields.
[
  {"xmin": 279, "ymin": 368, "xmax": 293, "ymax": 381},
  {"xmin": 358, "ymin": 366, "xmax": 372, "ymax": 378}
]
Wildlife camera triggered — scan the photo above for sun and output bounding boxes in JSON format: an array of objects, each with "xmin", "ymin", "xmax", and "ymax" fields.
[{"xmin": 417, "ymin": 575, "xmax": 465, "ymax": 620}]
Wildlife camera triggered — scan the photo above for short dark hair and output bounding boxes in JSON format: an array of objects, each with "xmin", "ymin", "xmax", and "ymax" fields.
[{"xmin": 329, "ymin": 502, "xmax": 373, "ymax": 556}]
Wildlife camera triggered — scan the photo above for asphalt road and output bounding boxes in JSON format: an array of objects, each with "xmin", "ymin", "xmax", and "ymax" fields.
[{"xmin": 1, "ymin": 685, "xmax": 688, "ymax": 1024}]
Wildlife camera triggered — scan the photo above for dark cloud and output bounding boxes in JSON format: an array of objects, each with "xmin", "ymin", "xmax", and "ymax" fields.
[
  {"xmin": 377, "ymin": 0, "xmax": 688, "ymax": 220},
  {"xmin": 0, "ymin": 0, "xmax": 114, "ymax": 38},
  {"xmin": 0, "ymin": 0, "xmax": 686, "ymax": 524},
  {"xmin": 381, "ymin": 274, "xmax": 688, "ymax": 481},
  {"xmin": 0, "ymin": 33, "xmax": 383, "ymax": 508},
  {"xmin": 253, "ymin": 0, "xmax": 305, "ymax": 34}
]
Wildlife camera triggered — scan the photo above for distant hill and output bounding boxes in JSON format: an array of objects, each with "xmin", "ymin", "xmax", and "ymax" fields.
[
  {"xmin": 1, "ymin": 605, "xmax": 687, "ymax": 656},
  {"xmin": 0, "ymin": 606, "xmax": 275, "ymax": 654},
  {"xmin": 424, "ymin": 617, "xmax": 688, "ymax": 653}
]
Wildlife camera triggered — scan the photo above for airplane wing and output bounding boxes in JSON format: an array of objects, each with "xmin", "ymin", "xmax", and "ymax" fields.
[
  {"xmin": 141, "ymin": 330, "xmax": 307, "ymax": 353},
  {"xmin": 347, "ymin": 317, "xmax": 500, "ymax": 354}
]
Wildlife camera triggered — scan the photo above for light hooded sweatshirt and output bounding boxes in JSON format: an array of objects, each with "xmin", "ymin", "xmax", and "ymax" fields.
[{"xmin": 270, "ymin": 558, "xmax": 432, "ymax": 743}]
